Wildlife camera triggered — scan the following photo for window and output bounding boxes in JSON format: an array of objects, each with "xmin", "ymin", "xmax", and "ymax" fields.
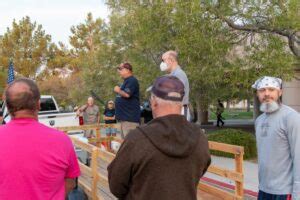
[{"xmin": 40, "ymin": 98, "xmax": 57, "ymax": 112}]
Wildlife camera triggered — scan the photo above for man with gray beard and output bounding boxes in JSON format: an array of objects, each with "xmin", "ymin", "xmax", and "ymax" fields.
[{"xmin": 252, "ymin": 76, "xmax": 300, "ymax": 200}]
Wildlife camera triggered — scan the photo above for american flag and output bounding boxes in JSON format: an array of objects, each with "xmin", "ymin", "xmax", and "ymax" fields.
[{"xmin": 7, "ymin": 61, "xmax": 15, "ymax": 84}]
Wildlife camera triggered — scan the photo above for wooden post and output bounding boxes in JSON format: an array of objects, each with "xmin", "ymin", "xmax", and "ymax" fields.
[
  {"xmin": 91, "ymin": 147, "xmax": 99, "ymax": 200},
  {"xmin": 96, "ymin": 127, "xmax": 101, "ymax": 139},
  {"xmin": 235, "ymin": 151, "xmax": 244, "ymax": 198},
  {"xmin": 66, "ymin": 125, "xmax": 247, "ymax": 199}
]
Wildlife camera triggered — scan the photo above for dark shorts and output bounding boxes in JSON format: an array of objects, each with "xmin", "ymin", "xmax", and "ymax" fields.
[{"xmin": 258, "ymin": 190, "xmax": 292, "ymax": 200}]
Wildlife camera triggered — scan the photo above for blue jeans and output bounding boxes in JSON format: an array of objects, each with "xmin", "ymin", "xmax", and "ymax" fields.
[
  {"xmin": 105, "ymin": 127, "xmax": 117, "ymax": 136},
  {"xmin": 258, "ymin": 190, "xmax": 292, "ymax": 200}
]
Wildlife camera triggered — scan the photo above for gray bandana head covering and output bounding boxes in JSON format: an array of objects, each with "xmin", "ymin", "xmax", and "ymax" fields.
[{"xmin": 252, "ymin": 76, "xmax": 282, "ymax": 90}]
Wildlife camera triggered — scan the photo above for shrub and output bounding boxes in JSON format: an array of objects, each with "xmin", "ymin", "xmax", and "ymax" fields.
[{"xmin": 207, "ymin": 129, "xmax": 257, "ymax": 160}]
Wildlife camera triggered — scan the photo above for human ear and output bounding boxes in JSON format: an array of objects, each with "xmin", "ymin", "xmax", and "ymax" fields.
[{"xmin": 278, "ymin": 89, "xmax": 283, "ymax": 97}]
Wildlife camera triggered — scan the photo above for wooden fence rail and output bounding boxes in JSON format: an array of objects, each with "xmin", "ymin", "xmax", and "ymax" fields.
[{"xmin": 59, "ymin": 124, "xmax": 244, "ymax": 200}]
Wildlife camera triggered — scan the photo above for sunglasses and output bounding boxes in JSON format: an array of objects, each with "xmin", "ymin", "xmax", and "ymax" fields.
[{"xmin": 117, "ymin": 67, "xmax": 126, "ymax": 71}]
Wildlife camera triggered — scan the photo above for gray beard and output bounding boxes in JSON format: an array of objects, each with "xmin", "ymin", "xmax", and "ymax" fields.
[{"xmin": 260, "ymin": 101, "xmax": 280, "ymax": 113}]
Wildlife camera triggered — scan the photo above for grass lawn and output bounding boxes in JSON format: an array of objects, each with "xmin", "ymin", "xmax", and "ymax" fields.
[
  {"xmin": 208, "ymin": 128, "xmax": 257, "ymax": 160},
  {"xmin": 209, "ymin": 109, "xmax": 253, "ymax": 120}
]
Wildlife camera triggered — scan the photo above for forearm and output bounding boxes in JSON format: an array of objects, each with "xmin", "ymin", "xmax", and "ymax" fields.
[
  {"xmin": 65, "ymin": 178, "xmax": 76, "ymax": 197},
  {"xmin": 117, "ymin": 90, "xmax": 130, "ymax": 98},
  {"xmin": 104, "ymin": 116, "xmax": 115, "ymax": 120}
]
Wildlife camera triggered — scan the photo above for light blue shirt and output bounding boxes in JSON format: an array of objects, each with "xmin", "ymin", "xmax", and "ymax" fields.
[{"xmin": 255, "ymin": 104, "xmax": 300, "ymax": 198}]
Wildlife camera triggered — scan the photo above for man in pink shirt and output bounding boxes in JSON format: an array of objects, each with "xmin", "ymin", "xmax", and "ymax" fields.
[{"xmin": 0, "ymin": 78, "xmax": 80, "ymax": 200}]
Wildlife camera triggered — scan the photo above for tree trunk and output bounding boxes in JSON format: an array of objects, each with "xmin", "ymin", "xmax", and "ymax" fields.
[
  {"xmin": 191, "ymin": 102, "xmax": 198, "ymax": 123},
  {"xmin": 196, "ymin": 100, "xmax": 209, "ymax": 124},
  {"xmin": 226, "ymin": 99, "xmax": 230, "ymax": 109},
  {"xmin": 253, "ymin": 93, "xmax": 262, "ymax": 119},
  {"xmin": 199, "ymin": 110, "xmax": 209, "ymax": 124},
  {"xmin": 247, "ymin": 98, "xmax": 251, "ymax": 112}
]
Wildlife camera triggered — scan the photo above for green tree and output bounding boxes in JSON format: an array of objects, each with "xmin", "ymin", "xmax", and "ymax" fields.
[
  {"xmin": 203, "ymin": 0, "xmax": 300, "ymax": 57},
  {"xmin": 38, "ymin": 72, "xmax": 86, "ymax": 107},
  {"xmin": 105, "ymin": 0, "xmax": 297, "ymax": 122},
  {"xmin": 0, "ymin": 16, "xmax": 54, "ymax": 78},
  {"xmin": 68, "ymin": 13, "xmax": 120, "ymax": 105},
  {"xmin": 106, "ymin": 1, "xmax": 236, "ymax": 121},
  {"xmin": 68, "ymin": 12, "xmax": 108, "ymax": 73},
  {"xmin": 0, "ymin": 66, "xmax": 7, "ymax": 96}
]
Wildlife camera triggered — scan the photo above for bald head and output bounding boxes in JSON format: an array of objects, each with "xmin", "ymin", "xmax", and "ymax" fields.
[
  {"xmin": 161, "ymin": 50, "xmax": 179, "ymax": 72},
  {"xmin": 163, "ymin": 50, "xmax": 178, "ymax": 62},
  {"xmin": 87, "ymin": 97, "xmax": 94, "ymax": 106},
  {"xmin": 5, "ymin": 78, "xmax": 40, "ymax": 117}
]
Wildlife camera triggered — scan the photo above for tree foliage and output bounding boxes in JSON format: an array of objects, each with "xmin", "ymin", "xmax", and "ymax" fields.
[
  {"xmin": 105, "ymin": 0, "xmax": 296, "ymax": 113},
  {"xmin": 0, "ymin": 16, "xmax": 53, "ymax": 78},
  {"xmin": 38, "ymin": 73, "xmax": 85, "ymax": 107},
  {"xmin": 203, "ymin": 0, "xmax": 300, "ymax": 57},
  {"xmin": 67, "ymin": 13, "xmax": 121, "ymax": 105},
  {"xmin": 1, "ymin": 2, "xmax": 298, "ymax": 121}
]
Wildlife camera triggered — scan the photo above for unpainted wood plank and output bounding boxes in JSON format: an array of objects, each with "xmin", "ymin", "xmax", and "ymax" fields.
[
  {"xmin": 98, "ymin": 149, "xmax": 115, "ymax": 163},
  {"xmin": 70, "ymin": 137, "xmax": 94, "ymax": 152},
  {"xmin": 235, "ymin": 153, "xmax": 244, "ymax": 198},
  {"xmin": 79, "ymin": 162, "xmax": 92, "ymax": 176},
  {"xmin": 209, "ymin": 141, "xmax": 244, "ymax": 155},
  {"xmin": 199, "ymin": 182, "xmax": 237, "ymax": 200},
  {"xmin": 91, "ymin": 148, "xmax": 99, "ymax": 199},
  {"xmin": 208, "ymin": 165, "xmax": 243, "ymax": 182}
]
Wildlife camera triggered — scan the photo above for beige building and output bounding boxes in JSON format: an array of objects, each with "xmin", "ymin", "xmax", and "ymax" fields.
[{"xmin": 282, "ymin": 69, "xmax": 300, "ymax": 112}]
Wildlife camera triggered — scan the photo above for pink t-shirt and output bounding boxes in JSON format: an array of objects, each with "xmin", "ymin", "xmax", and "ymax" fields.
[{"xmin": 0, "ymin": 118, "xmax": 80, "ymax": 200}]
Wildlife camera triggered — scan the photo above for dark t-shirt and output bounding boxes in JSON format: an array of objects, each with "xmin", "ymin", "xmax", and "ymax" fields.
[
  {"xmin": 115, "ymin": 76, "xmax": 140, "ymax": 123},
  {"xmin": 141, "ymin": 101, "xmax": 153, "ymax": 123},
  {"xmin": 104, "ymin": 108, "xmax": 117, "ymax": 124}
]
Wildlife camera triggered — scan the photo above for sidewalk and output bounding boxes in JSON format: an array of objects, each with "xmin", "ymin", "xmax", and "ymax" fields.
[
  {"xmin": 200, "ymin": 119, "xmax": 255, "ymax": 134},
  {"xmin": 210, "ymin": 119, "xmax": 255, "ymax": 126},
  {"xmin": 204, "ymin": 155, "xmax": 258, "ymax": 196}
]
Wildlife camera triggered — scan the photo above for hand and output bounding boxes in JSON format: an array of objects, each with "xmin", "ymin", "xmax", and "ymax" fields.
[
  {"xmin": 114, "ymin": 86, "xmax": 121, "ymax": 93},
  {"xmin": 76, "ymin": 109, "xmax": 82, "ymax": 116}
]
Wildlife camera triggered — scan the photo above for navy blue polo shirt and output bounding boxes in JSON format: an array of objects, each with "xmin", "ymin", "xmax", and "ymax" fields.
[{"xmin": 115, "ymin": 76, "xmax": 140, "ymax": 123}]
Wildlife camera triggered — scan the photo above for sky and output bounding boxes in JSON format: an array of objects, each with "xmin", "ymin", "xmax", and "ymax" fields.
[{"xmin": 0, "ymin": 0, "xmax": 110, "ymax": 46}]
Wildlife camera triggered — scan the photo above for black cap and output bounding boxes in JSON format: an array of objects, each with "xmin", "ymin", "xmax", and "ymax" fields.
[{"xmin": 151, "ymin": 76, "xmax": 185, "ymax": 102}]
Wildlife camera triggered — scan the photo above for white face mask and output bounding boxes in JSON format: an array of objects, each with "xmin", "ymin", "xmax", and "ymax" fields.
[
  {"xmin": 160, "ymin": 62, "xmax": 168, "ymax": 71},
  {"xmin": 260, "ymin": 101, "xmax": 280, "ymax": 113}
]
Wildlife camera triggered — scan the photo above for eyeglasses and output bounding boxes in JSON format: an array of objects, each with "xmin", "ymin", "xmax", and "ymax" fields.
[{"xmin": 117, "ymin": 67, "xmax": 125, "ymax": 71}]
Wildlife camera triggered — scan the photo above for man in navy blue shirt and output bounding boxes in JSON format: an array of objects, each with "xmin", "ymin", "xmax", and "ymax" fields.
[{"xmin": 114, "ymin": 62, "xmax": 140, "ymax": 138}]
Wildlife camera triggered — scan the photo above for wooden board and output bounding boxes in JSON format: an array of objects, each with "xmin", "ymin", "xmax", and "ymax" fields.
[
  {"xmin": 208, "ymin": 165, "xmax": 243, "ymax": 182},
  {"xmin": 67, "ymin": 126, "xmax": 245, "ymax": 200},
  {"xmin": 209, "ymin": 141, "xmax": 244, "ymax": 155},
  {"xmin": 70, "ymin": 136, "xmax": 94, "ymax": 152},
  {"xmin": 199, "ymin": 182, "xmax": 240, "ymax": 200}
]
